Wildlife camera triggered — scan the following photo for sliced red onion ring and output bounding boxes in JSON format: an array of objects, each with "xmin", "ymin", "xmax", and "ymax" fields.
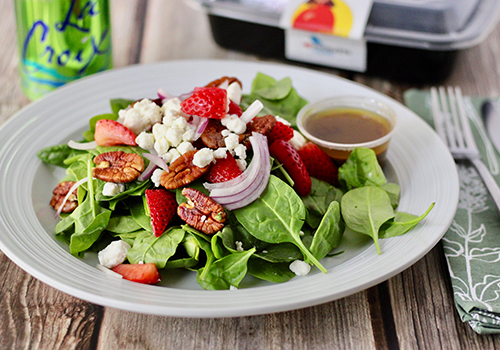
[
  {"xmin": 207, "ymin": 133, "xmax": 270, "ymax": 210},
  {"xmin": 68, "ymin": 140, "xmax": 97, "ymax": 150},
  {"xmin": 178, "ymin": 90, "xmax": 194, "ymax": 101},
  {"xmin": 157, "ymin": 88, "xmax": 174, "ymax": 100},
  {"xmin": 143, "ymin": 152, "xmax": 168, "ymax": 170},
  {"xmin": 55, "ymin": 177, "xmax": 89, "ymax": 218},
  {"xmin": 193, "ymin": 117, "xmax": 209, "ymax": 141},
  {"xmin": 240, "ymin": 100, "xmax": 264, "ymax": 124},
  {"xmin": 138, "ymin": 162, "xmax": 158, "ymax": 182}
]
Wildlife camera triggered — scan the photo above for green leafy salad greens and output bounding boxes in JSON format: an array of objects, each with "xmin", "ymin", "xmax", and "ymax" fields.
[{"xmin": 38, "ymin": 73, "xmax": 433, "ymax": 290}]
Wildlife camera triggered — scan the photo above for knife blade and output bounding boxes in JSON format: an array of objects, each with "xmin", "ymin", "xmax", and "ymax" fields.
[{"xmin": 481, "ymin": 99, "xmax": 500, "ymax": 155}]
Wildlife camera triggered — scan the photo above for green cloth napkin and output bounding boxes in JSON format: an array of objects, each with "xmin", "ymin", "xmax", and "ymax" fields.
[{"xmin": 404, "ymin": 89, "xmax": 500, "ymax": 335}]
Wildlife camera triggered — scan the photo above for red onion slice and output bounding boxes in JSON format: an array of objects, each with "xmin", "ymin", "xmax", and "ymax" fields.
[
  {"xmin": 55, "ymin": 177, "xmax": 89, "ymax": 218},
  {"xmin": 138, "ymin": 162, "xmax": 158, "ymax": 182},
  {"xmin": 157, "ymin": 88, "xmax": 174, "ymax": 100},
  {"xmin": 68, "ymin": 140, "xmax": 97, "ymax": 150},
  {"xmin": 240, "ymin": 100, "xmax": 264, "ymax": 124},
  {"xmin": 143, "ymin": 152, "xmax": 168, "ymax": 170},
  {"xmin": 207, "ymin": 133, "xmax": 270, "ymax": 210},
  {"xmin": 193, "ymin": 117, "xmax": 209, "ymax": 141}
]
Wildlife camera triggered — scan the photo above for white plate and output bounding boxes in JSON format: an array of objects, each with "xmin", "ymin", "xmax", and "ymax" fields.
[{"xmin": 0, "ymin": 60, "xmax": 458, "ymax": 317}]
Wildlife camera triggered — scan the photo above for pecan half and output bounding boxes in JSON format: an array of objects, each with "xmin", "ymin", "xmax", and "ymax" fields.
[
  {"xmin": 242, "ymin": 114, "xmax": 276, "ymax": 148},
  {"xmin": 50, "ymin": 181, "xmax": 78, "ymax": 213},
  {"xmin": 200, "ymin": 120, "xmax": 228, "ymax": 149},
  {"xmin": 160, "ymin": 150, "xmax": 210, "ymax": 189},
  {"xmin": 178, "ymin": 188, "xmax": 226, "ymax": 235},
  {"xmin": 92, "ymin": 151, "xmax": 144, "ymax": 183},
  {"xmin": 205, "ymin": 76, "xmax": 242, "ymax": 89}
]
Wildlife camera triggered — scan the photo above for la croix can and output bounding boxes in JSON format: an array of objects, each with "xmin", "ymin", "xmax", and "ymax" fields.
[{"xmin": 14, "ymin": 0, "xmax": 112, "ymax": 100}]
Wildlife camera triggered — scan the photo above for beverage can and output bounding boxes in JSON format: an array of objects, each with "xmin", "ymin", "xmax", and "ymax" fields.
[{"xmin": 14, "ymin": 0, "xmax": 112, "ymax": 100}]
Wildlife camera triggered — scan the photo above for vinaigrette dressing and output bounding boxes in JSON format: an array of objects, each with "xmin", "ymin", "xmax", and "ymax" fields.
[{"xmin": 304, "ymin": 108, "xmax": 392, "ymax": 144}]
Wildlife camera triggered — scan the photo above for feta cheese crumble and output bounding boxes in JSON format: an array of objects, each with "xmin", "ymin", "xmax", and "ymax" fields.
[
  {"xmin": 226, "ymin": 81, "xmax": 242, "ymax": 104},
  {"xmin": 235, "ymin": 241, "xmax": 244, "ymax": 252},
  {"xmin": 117, "ymin": 98, "xmax": 162, "ymax": 135},
  {"xmin": 102, "ymin": 182, "xmax": 125, "ymax": 197},
  {"xmin": 135, "ymin": 131, "xmax": 155, "ymax": 150},
  {"xmin": 98, "ymin": 240, "xmax": 131, "ymax": 268},
  {"xmin": 289, "ymin": 130, "xmax": 307, "ymax": 150},
  {"xmin": 221, "ymin": 114, "xmax": 246, "ymax": 134},
  {"xmin": 289, "ymin": 260, "xmax": 311, "ymax": 276},
  {"xmin": 193, "ymin": 148, "xmax": 214, "ymax": 168},
  {"xmin": 151, "ymin": 168, "xmax": 164, "ymax": 187}
]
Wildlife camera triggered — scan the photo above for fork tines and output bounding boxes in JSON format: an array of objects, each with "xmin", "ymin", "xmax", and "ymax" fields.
[{"xmin": 430, "ymin": 86, "xmax": 479, "ymax": 159}]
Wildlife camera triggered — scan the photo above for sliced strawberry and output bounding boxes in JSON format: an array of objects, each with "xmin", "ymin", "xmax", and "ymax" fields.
[
  {"xmin": 298, "ymin": 142, "xmax": 339, "ymax": 186},
  {"xmin": 94, "ymin": 119, "xmax": 137, "ymax": 146},
  {"xmin": 269, "ymin": 140, "xmax": 311, "ymax": 196},
  {"xmin": 204, "ymin": 152, "xmax": 242, "ymax": 183},
  {"xmin": 181, "ymin": 87, "xmax": 228, "ymax": 119},
  {"xmin": 145, "ymin": 189, "xmax": 177, "ymax": 237},
  {"xmin": 268, "ymin": 121, "xmax": 294, "ymax": 144},
  {"xmin": 112, "ymin": 263, "xmax": 161, "ymax": 284},
  {"xmin": 228, "ymin": 100, "xmax": 243, "ymax": 116}
]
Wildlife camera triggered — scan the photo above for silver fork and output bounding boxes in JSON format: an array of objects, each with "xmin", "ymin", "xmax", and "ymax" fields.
[{"xmin": 431, "ymin": 86, "xmax": 500, "ymax": 212}]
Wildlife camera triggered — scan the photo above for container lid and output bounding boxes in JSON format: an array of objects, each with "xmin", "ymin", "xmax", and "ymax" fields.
[{"xmin": 192, "ymin": 0, "xmax": 500, "ymax": 50}]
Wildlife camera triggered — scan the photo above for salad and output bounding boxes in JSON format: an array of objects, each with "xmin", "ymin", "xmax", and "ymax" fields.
[{"xmin": 38, "ymin": 73, "xmax": 433, "ymax": 290}]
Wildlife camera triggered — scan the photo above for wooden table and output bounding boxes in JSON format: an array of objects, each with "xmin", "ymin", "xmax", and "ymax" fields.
[{"xmin": 2, "ymin": 1, "xmax": 500, "ymax": 348}]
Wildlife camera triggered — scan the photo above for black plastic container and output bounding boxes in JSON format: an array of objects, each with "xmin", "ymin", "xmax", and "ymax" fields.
[{"xmin": 193, "ymin": 0, "xmax": 500, "ymax": 83}]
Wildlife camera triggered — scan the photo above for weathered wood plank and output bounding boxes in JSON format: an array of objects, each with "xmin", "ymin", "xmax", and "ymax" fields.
[
  {"xmin": 96, "ymin": 292, "xmax": 376, "ymax": 350},
  {"xmin": 0, "ymin": 252, "xmax": 103, "ymax": 350}
]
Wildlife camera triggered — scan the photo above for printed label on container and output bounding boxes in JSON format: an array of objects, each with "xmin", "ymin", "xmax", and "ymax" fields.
[
  {"xmin": 280, "ymin": 0, "xmax": 373, "ymax": 40},
  {"xmin": 285, "ymin": 30, "xmax": 367, "ymax": 72}
]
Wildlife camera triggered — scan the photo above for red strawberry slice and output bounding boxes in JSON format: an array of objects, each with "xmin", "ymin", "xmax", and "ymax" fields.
[
  {"xmin": 228, "ymin": 100, "xmax": 243, "ymax": 116},
  {"xmin": 145, "ymin": 189, "xmax": 177, "ymax": 237},
  {"xmin": 269, "ymin": 140, "xmax": 311, "ymax": 196},
  {"xmin": 94, "ymin": 119, "xmax": 137, "ymax": 146},
  {"xmin": 181, "ymin": 87, "xmax": 228, "ymax": 119},
  {"xmin": 268, "ymin": 121, "xmax": 294, "ymax": 144},
  {"xmin": 112, "ymin": 263, "xmax": 161, "ymax": 284},
  {"xmin": 204, "ymin": 152, "xmax": 243, "ymax": 183},
  {"xmin": 298, "ymin": 142, "xmax": 339, "ymax": 186}
]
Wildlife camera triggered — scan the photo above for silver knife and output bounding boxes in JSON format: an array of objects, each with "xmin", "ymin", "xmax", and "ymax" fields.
[{"xmin": 481, "ymin": 99, "xmax": 500, "ymax": 155}]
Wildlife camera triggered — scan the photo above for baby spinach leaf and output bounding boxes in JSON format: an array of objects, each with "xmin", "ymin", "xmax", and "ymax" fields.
[
  {"xmin": 196, "ymin": 248, "xmax": 256, "ymax": 290},
  {"xmin": 211, "ymin": 232, "xmax": 229, "ymax": 260},
  {"xmin": 341, "ymin": 186, "xmax": 395, "ymax": 254},
  {"xmin": 226, "ymin": 212, "xmax": 270, "ymax": 251},
  {"xmin": 338, "ymin": 148, "xmax": 387, "ymax": 190},
  {"xmin": 110, "ymin": 230, "xmax": 144, "ymax": 246},
  {"xmin": 379, "ymin": 202, "xmax": 435, "ymax": 239},
  {"xmin": 69, "ymin": 159, "xmax": 111, "ymax": 255},
  {"xmin": 127, "ymin": 227, "xmax": 185, "ymax": 268},
  {"xmin": 106, "ymin": 215, "xmax": 143, "ymax": 234},
  {"xmin": 234, "ymin": 175, "xmax": 327, "ymax": 273},
  {"xmin": 126, "ymin": 196, "xmax": 152, "ymax": 233},
  {"xmin": 253, "ymin": 243, "xmax": 302, "ymax": 263},
  {"xmin": 247, "ymin": 258, "xmax": 295, "ymax": 283},
  {"xmin": 380, "ymin": 183, "xmax": 400, "ymax": 209},
  {"xmin": 309, "ymin": 201, "xmax": 344, "ymax": 261},
  {"xmin": 165, "ymin": 257, "xmax": 199, "ymax": 270},
  {"xmin": 95, "ymin": 178, "xmax": 151, "ymax": 202},
  {"xmin": 37, "ymin": 144, "xmax": 75, "ymax": 167},
  {"xmin": 110, "ymin": 98, "xmax": 135, "ymax": 115},
  {"xmin": 303, "ymin": 178, "xmax": 343, "ymax": 217},
  {"xmin": 241, "ymin": 73, "xmax": 308, "ymax": 127},
  {"xmin": 254, "ymin": 77, "xmax": 292, "ymax": 100}
]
